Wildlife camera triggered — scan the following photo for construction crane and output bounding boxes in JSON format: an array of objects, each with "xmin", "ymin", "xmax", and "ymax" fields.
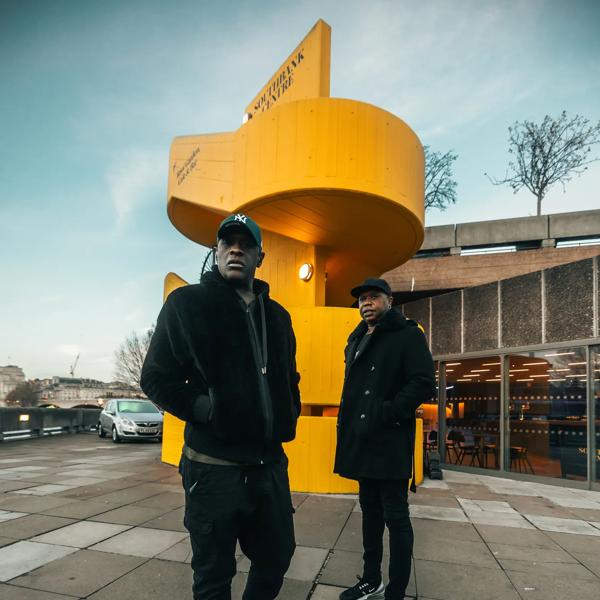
[{"xmin": 69, "ymin": 353, "xmax": 80, "ymax": 378}]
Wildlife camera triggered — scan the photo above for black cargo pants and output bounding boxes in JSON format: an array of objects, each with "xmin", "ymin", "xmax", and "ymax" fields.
[{"xmin": 179, "ymin": 454, "xmax": 296, "ymax": 600}]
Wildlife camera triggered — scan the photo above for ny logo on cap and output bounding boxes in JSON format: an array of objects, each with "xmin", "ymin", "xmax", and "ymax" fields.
[{"xmin": 234, "ymin": 213, "xmax": 248, "ymax": 224}]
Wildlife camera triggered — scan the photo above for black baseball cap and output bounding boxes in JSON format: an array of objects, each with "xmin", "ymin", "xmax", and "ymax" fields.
[
  {"xmin": 217, "ymin": 213, "xmax": 262, "ymax": 248},
  {"xmin": 351, "ymin": 277, "xmax": 392, "ymax": 298}
]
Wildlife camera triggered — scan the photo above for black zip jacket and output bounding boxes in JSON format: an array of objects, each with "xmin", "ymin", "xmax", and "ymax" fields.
[
  {"xmin": 334, "ymin": 308, "xmax": 436, "ymax": 481},
  {"xmin": 140, "ymin": 268, "xmax": 301, "ymax": 464}
]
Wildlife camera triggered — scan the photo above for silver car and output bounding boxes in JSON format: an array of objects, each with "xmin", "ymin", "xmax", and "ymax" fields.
[{"xmin": 98, "ymin": 398, "xmax": 163, "ymax": 443}]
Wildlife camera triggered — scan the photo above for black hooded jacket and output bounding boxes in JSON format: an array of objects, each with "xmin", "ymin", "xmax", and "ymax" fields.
[
  {"xmin": 334, "ymin": 308, "xmax": 436, "ymax": 481},
  {"xmin": 140, "ymin": 268, "xmax": 301, "ymax": 464}
]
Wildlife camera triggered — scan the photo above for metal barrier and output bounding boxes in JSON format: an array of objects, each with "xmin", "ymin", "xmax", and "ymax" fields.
[{"xmin": 0, "ymin": 407, "xmax": 101, "ymax": 441}]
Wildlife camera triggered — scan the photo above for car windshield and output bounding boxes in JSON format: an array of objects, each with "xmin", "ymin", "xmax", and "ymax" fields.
[{"xmin": 117, "ymin": 401, "xmax": 159, "ymax": 414}]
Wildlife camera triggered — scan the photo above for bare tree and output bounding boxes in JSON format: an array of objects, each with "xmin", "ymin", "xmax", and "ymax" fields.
[
  {"xmin": 114, "ymin": 325, "xmax": 155, "ymax": 388},
  {"xmin": 5, "ymin": 382, "xmax": 38, "ymax": 407},
  {"xmin": 424, "ymin": 146, "xmax": 458, "ymax": 212},
  {"xmin": 487, "ymin": 111, "xmax": 600, "ymax": 216}
]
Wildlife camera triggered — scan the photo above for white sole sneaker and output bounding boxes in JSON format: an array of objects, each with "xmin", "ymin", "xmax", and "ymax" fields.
[{"xmin": 356, "ymin": 582, "xmax": 385, "ymax": 600}]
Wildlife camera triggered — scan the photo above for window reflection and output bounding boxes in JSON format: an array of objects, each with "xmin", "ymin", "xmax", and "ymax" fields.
[
  {"xmin": 420, "ymin": 362, "xmax": 440, "ymax": 463},
  {"xmin": 592, "ymin": 346, "xmax": 600, "ymax": 483},
  {"xmin": 444, "ymin": 356, "xmax": 501, "ymax": 470},
  {"xmin": 507, "ymin": 349, "xmax": 587, "ymax": 481}
]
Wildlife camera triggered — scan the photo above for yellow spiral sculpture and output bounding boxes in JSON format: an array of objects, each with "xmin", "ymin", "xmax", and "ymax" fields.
[{"xmin": 161, "ymin": 20, "xmax": 425, "ymax": 492}]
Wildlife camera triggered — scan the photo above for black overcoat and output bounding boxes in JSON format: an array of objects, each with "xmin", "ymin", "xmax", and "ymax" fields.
[{"xmin": 333, "ymin": 308, "xmax": 436, "ymax": 481}]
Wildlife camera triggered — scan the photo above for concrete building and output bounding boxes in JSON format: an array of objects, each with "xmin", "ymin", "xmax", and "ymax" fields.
[
  {"xmin": 35, "ymin": 377, "xmax": 143, "ymax": 408},
  {"xmin": 388, "ymin": 209, "xmax": 600, "ymax": 491},
  {"xmin": 384, "ymin": 208, "xmax": 600, "ymax": 302},
  {"xmin": 0, "ymin": 365, "xmax": 26, "ymax": 403}
]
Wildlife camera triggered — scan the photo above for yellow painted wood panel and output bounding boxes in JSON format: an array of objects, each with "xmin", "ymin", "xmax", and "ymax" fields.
[
  {"xmin": 289, "ymin": 306, "xmax": 358, "ymax": 406},
  {"xmin": 163, "ymin": 415, "xmax": 424, "ymax": 492}
]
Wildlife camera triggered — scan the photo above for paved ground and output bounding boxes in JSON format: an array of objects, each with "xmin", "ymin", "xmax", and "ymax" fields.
[{"xmin": 1, "ymin": 434, "xmax": 600, "ymax": 599}]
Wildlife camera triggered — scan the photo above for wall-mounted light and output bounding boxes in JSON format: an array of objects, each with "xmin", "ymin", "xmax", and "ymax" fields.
[
  {"xmin": 298, "ymin": 263, "xmax": 314, "ymax": 281},
  {"xmin": 19, "ymin": 414, "xmax": 30, "ymax": 422}
]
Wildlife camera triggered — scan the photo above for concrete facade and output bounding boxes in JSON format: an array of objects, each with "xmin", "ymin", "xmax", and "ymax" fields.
[
  {"xmin": 384, "ymin": 245, "xmax": 600, "ymax": 295},
  {"xmin": 384, "ymin": 209, "xmax": 600, "ymax": 298},
  {"xmin": 419, "ymin": 208, "xmax": 600, "ymax": 252},
  {"xmin": 36, "ymin": 378, "xmax": 142, "ymax": 409},
  {"xmin": 402, "ymin": 256, "xmax": 599, "ymax": 356},
  {"xmin": 0, "ymin": 366, "xmax": 25, "ymax": 403}
]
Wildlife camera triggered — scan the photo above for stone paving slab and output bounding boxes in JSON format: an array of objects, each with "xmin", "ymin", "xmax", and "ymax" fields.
[
  {"xmin": 293, "ymin": 502, "xmax": 352, "ymax": 549},
  {"xmin": 156, "ymin": 536, "xmax": 193, "ymax": 563},
  {"xmin": 87, "ymin": 558, "xmax": 192, "ymax": 600},
  {"xmin": 499, "ymin": 557, "xmax": 598, "ymax": 581},
  {"xmin": 140, "ymin": 506, "xmax": 187, "ymax": 531},
  {"xmin": 572, "ymin": 551, "xmax": 600, "ymax": 578},
  {"xmin": 488, "ymin": 541, "xmax": 576, "ymax": 564},
  {"xmin": 8, "ymin": 549, "xmax": 146, "ymax": 597},
  {"xmin": 544, "ymin": 530, "xmax": 600, "ymax": 553},
  {"xmin": 40, "ymin": 499, "xmax": 123, "ymax": 519},
  {"xmin": 2, "ymin": 434, "xmax": 600, "ymax": 599},
  {"xmin": 0, "ymin": 540, "xmax": 78, "ymax": 581},
  {"xmin": 474, "ymin": 524, "xmax": 563, "ymax": 549},
  {"xmin": 32, "ymin": 520, "xmax": 131, "ymax": 547},
  {"xmin": 413, "ymin": 536, "xmax": 499, "ymax": 569},
  {"xmin": 89, "ymin": 526, "xmax": 188, "ymax": 557},
  {"xmin": 0, "ymin": 510, "xmax": 27, "ymax": 522},
  {"xmin": 524, "ymin": 513, "xmax": 600, "ymax": 535},
  {"xmin": 0, "ymin": 536, "xmax": 17, "ymax": 548},
  {"xmin": 0, "ymin": 481, "xmax": 38, "ymax": 493},
  {"xmin": 414, "ymin": 559, "xmax": 521, "ymax": 600},
  {"xmin": 87, "ymin": 504, "xmax": 169, "ymax": 525},
  {"xmin": 0, "ymin": 584, "xmax": 73, "ymax": 599},
  {"xmin": 232, "ymin": 571, "xmax": 314, "ymax": 600},
  {"xmin": 0, "ymin": 514, "xmax": 75, "ymax": 539},
  {"xmin": 506, "ymin": 570, "xmax": 600, "ymax": 600},
  {"xmin": 0, "ymin": 495, "xmax": 72, "ymax": 513},
  {"xmin": 239, "ymin": 545, "xmax": 329, "ymax": 582},
  {"xmin": 133, "ymin": 490, "xmax": 184, "ymax": 510}
]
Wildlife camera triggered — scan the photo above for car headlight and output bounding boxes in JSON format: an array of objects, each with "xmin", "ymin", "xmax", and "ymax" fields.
[{"xmin": 121, "ymin": 417, "xmax": 135, "ymax": 428}]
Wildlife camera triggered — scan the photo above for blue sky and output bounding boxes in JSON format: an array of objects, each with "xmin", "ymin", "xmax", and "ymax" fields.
[{"xmin": 1, "ymin": 0, "xmax": 599, "ymax": 381}]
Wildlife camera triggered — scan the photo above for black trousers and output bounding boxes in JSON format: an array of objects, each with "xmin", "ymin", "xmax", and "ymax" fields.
[
  {"xmin": 358, "ymin": 478, "xmax": 413, "ymax": 600},
  {"xmin": 180, "ymin": 454, "xmax": 296, "ymax": 600}
]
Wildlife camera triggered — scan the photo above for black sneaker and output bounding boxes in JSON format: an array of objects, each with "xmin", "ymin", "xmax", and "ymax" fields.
[{"xmin": 339, "ymin": 575, "xmax": 385, "ymax": 600}]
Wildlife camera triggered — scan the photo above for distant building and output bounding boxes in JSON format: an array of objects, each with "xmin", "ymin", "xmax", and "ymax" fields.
[
  {"xmin": 35, "ymin": 377, "xmax": 144, "ymax": 408},
  {"xmin": 0, "ymin": 365, "xmax": 26, "ymax": 403}
]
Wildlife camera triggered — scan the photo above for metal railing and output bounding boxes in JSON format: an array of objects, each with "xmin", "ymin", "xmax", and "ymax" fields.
[{"xmin": 0, "ymin": 407, "xmax": 101, "ymax": 441}]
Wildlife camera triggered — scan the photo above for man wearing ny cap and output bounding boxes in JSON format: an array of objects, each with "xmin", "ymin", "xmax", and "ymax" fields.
[
  {"xmin": 141, "ymin": 213, "xmax": 300, "ymax": 600},
  {"xmin": 334, "ymin": 278, "xmax": 436, "ymax": 600}
]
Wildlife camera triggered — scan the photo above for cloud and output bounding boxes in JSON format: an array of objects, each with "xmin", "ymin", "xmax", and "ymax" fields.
[
  {"xmin": 56, "ymin": 344, "xmax": 81, "ymax": 356},
  {"xmin": 331, "ymin": 0, "xmax": 549, "ymax": 138},
  {"xmin": 106, "ymin": 147, "xmax": 166, "ymax": 229}
]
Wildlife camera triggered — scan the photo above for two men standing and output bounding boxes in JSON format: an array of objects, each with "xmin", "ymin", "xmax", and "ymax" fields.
[{"xmin": 142, "ymin": 215, "xmax": 435, "ymax": 599}]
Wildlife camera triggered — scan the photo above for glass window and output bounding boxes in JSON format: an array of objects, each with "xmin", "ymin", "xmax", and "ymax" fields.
[
  {"xmin": 117, "ymin": 400, "xmax": 159, "ymax": 414},
  {"xmin": 506, "ymin": 348, "xmax": 587, "ymax": 481},
  {"xmin": 443, "ymin": 356, "xmax": 501, "ymax": 470},
  {"xmin": 592, "ymin": 346, "xmax": 600, "ymax": 484},
  {"xmin": 420, "ymin": 361, "xmax": 440, "ymax": 457}
]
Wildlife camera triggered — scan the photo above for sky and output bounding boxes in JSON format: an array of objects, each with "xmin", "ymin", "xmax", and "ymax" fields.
[{"xmin": 1, "ymin": 0, "xmax": 599, "ymax": 382}]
